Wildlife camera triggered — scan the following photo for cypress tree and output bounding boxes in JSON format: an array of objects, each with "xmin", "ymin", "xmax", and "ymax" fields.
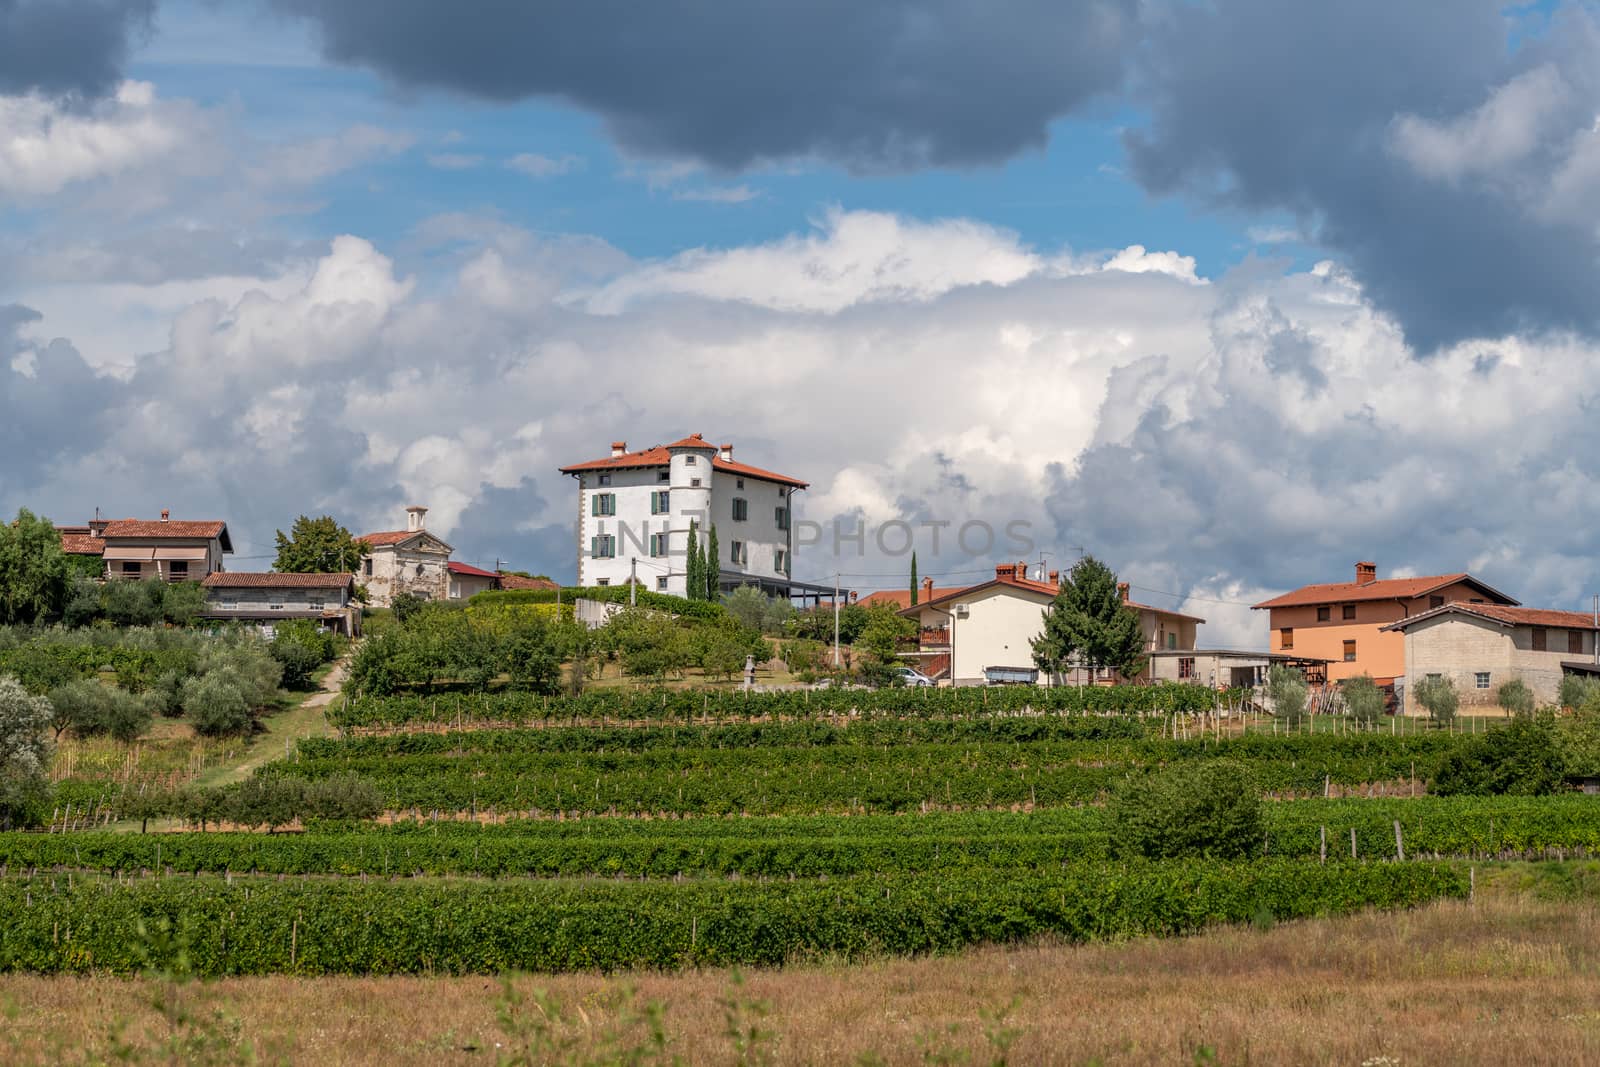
[
  {"xmin": 686, "ymin": 521, "xmax": 702, "ymax": 600},
  {"xmin": 706, "ymin": 524, "xmax": 721, "ymax": 600},
  {"xmin": 909, "ymin": 551, "xmax": 918, "ymax": 606}
]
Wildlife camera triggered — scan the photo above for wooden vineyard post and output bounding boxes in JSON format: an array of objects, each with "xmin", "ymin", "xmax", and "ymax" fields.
[
  {"xmin": 1394, "ymin": 820, "xmax": 1405, "ymax": 862},
  {"xmin": 1320, "ymin": 825, "xmax": 1327, "ymax": 865},
  {"xmin": 1350, "ymin": 827, "xmax": 1357, "ymax": 859}
]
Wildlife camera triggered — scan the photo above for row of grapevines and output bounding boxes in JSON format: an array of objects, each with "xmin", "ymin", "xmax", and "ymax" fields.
[
  {"xmin": 328, "ymin": 682, "xmax": 1226, "ymax": 729},
  {"xmin": 0, "ymin": 860, "xmax": 1465, "ymax": 975},
  {"xmin": 266, "ymin": 737, "xmax": 1461, "ymax": 817}
]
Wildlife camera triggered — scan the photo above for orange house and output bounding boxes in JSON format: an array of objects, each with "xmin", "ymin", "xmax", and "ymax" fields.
[{"xmin": 1251, "ymin": 561, "xmax": 1517, "ymax": 685}]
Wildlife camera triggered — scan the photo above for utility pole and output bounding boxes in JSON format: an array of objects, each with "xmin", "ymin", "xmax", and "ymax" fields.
[
  {"xmin": 833, "ymin": 572, "xmax": 841, "ymax": 668},
  {"xmin": 630, "ymin": 557, "xmax": 637, "ymax": 606},
  {"xmin": 1593, "ymin": 594, "xmax": 1598, "ymax": 664}
]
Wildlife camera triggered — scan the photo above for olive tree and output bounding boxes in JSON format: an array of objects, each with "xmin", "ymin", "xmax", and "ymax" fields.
[
  {"xmin": 0, "ymin": 676, "xmax": 53, "ymax": 829},
  {"xmin": 1413, "ymin": 675, "xmax": 1459, "ymax": 726}
]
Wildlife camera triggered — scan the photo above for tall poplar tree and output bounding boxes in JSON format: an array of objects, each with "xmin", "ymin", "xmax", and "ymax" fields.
[{"xmin": 1030, "ymin": 556, "xmax": 1146, "ymax": 682}]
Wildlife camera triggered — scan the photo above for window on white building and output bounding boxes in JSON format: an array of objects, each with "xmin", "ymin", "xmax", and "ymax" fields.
[
  {"xmin": 658, "ymin": 470, "xmax": 670, "ymax": 482},
  {"xmin": 685, "ymin": 455, "xmax": 697, "ymax": 465},
  {"xmin": 309, "ymin": 599, "xmax": 324, "ymax": 611},
  {"xmin": 597, "ymin": 578, "xmax": 610, "ymax": 586},
  {"xmin": 1178, "ymin": 657, "xmax": 1196, "ymax": 680},
  {"xmin": 651, "ymin": 490, "xmax": 670, "ymax": 515},
  {"xmin": 649, "ymin": 533, "xmax": 667, "ymax": 557},
  {"xmin": 736, "ymin": 478, "xmax": 744, "ymax": 490},
  {"xmin": 269, "ymin": 600, "xmax": 284, "ymax": 611},
  {"xmin": 598, "ymin": 474, "xmax": 611, "ymax": 486},
  {"xmin": 730, "ymin": 540, "xmax": 747, "ymax": 565},
  {"xmin": 590, "ymin": 534, "xmax": 617, "ymax": 559},
  {"xmin": 732, "ymin": 497, "xmax": 748, "ymax": 521},
  {"xmin": 592, "ymin": 493, "xmax": 617, "ymax": 516},
  {"xmin": 690, "ymin": 478, "xmax": 701, "ymax": 488},
  {"xmin": 363, "ymin": 558, "xmax": 372, "ymax": 576},
  {"xmin": 774, "ymin": 506, "xmax": 789, "ymax": 531},
  {"xmin": 657, "ymin": 576, "xmax": 668, "ymax": 591},
  {"xmin": 774, "ymin": 548, "xmax": 788, "ymax": 572},
  {"xmin": 220, "ymin": 598, "xmax": 237, "ymax": 611},
  {"xmin": 1475, "ymin": 671, "xmax": 1491, "ymax": 689}
]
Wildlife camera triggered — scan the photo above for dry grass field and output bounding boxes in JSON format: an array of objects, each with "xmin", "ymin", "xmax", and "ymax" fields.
[{"xmin": 5, "ymin": 880, "xmax": 1600, "ymax": 1066}]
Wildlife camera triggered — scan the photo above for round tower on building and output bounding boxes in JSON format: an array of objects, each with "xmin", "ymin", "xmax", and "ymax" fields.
[{"xmin": 666, "ymin": 433, "xmax": 717, "ymax": 594}]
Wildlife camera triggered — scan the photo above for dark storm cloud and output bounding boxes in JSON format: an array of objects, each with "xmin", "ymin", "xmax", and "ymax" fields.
[
  {"xmin": 0, "ymin": 305, "xmax": 119, "ymax": 492},
  {"xmin": 1124, "ymin": 0, "xmax": 1600, "ymax": 350},
  {"xmin": 0, "ymin": 0, "xmax": 154, "ymax": 98},
  {"xmin": 267, "ymin": 0, "xmax": 1136, "ymax": 171}
]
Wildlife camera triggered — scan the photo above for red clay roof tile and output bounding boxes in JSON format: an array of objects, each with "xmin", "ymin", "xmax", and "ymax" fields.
[{"xmin": 1252, "ymin": 573, "xmax": 1517, "ymax": 609}]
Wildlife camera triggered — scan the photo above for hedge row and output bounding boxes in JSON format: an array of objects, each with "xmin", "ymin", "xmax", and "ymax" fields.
[{"xmin": 0, "ymin": 861, "xmax": 1466, "ymax": 975}]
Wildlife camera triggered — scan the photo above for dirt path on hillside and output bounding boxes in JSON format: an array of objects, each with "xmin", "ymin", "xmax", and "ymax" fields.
[{"xmin": 194, "ymin": 658, "xmax": 347, "ymax": 789}]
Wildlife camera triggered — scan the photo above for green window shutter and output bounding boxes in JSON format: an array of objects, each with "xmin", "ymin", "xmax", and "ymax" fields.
[
  {"xmin": 589, "ymin": 536, "xmax": 598, "ymax": 557},
  {"xmin": 591, "ymin": 495, "xmax": 600, "ymax": 517}
]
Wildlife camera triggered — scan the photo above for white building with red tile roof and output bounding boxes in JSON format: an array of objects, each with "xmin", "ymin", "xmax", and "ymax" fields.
[
  {"xmin": 199, "ymin": 572, "xmax": 361, "ymax": 636},
  {"xmin": 559, "ymin": 434, "xmax": 814, "ymax": 599},
  {"xmin": 355, "ymin": 506, "xmax": 454, "ymax": 607}
]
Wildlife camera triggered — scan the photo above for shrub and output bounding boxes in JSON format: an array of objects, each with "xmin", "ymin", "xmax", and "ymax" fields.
[
  {"xmin": 1496, "ymin": 678, "xmax": 1536, "ymax": 717},
  {"xmin": 1432, "ymin": 715, "xmax": 1565, "ymax": 796},
  {"xmin": 1341, "ymin": 675, "xmax": 1385, "ymax": 727},
  {"xmin": 1560, "ymin": 673, "xmax": 1600, "ymax": 712},
  {"xmin": 1110, "ymin": 760, "xmax": 1262, "ymax": 860},
  {"xmin": 183, "ymin": 674, "xmax": 255, "ymax": 738},
  {"xmin": 0, "ymin": 675, "xmax": 53, "ymax": 829},
  {"xmin": 392, "ymin": 592, "xmax": 425, "ymax": 626},
  {"xmin": 269, "ymin": 620, "xmax": 336, "ymax": 690},
  {"xmin": 1413, "ymin": 675, "xmax": 1459, "ymax": 726},
  {"xmin": 1268, "ymin": 666, "xmax": 1308, "ymax": 726}
]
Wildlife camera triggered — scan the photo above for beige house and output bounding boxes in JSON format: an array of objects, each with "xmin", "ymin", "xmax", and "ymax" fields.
[
  {"xmin": 98, "ymin": 512, "xmax": 232, "ymax": 582},
  {"xmin": 200, "ymin": 572, "xmax": 361, "ymax": 636},
  {"xmin": 1147, "ymin": 649, "xmax": 1330, "ymax": 688},
  {"xmin": 447, "ymin": 561, "xmax": 500, "ymax": 600},
  {"xmin": 357, "ymin": 506, "xmax": 453, "ymax": 607},
  {"xmin": 1383, "ymin": 603, "xmax": 1600, "ymax": 713},
  {"xmin": 899, "ymin": 565, "xmax": 1204, "ymax": 686}
]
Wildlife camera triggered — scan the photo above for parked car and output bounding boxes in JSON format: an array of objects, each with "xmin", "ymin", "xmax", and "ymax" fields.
[{"xmin": 895, "ymin": 666, "xmax": 935, "ymax": 687}]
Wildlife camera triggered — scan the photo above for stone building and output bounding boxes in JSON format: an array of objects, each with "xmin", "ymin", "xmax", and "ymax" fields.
[
  {"xmin": 1383, "ymin": 602, "xmax": 1600, "ymax": 712},
  {"xmin": 356, "ymin": 506, "xmax": 453, "ymax": 607}
]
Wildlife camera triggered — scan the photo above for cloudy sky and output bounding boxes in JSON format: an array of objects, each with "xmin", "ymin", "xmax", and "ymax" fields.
[{"xmin": 5, "ymin": 0, "xmax": 1600, "ymax": 646}]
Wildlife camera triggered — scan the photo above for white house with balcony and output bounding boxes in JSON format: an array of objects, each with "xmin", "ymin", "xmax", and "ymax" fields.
[{"xmin": 559, "ymin": 434, "xmax": 825, "ymax": 600}]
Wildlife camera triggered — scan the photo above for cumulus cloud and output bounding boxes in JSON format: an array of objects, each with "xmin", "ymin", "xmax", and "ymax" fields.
[
  {"xmin": 1125, "ymin": 0, "xmax": 1600, "ymax": 350},
  {"xmin": 0, "ymin": 81, "xmax": 194, "ymax": 196},
  {"xmin": 268, "ymin": 0, "xmax": 1136, "ymax": 172},
  {"xmin": 13, "ymin": 211, "xmax": 1600, "ymax": 649},
  {"xmin": 0, "ymin": 0, "xmax": 154, "ymax": 99}
]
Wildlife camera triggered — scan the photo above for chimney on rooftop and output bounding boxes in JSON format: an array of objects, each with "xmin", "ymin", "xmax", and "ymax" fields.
[
  {"xmin": 611, "ymin": 441, "xmax": 626, "ymax": 457},
  {"xmin": 406, "ymin": 505, "xmax": 428, "ymax": 532},
  {"xmin": 1048, "ymin": 569, "xmax": 1059, "ymax": 585},
  {"xmin": 160, "ymin": 509, "xmax": 170, "ymax": 523},
  {"xmin": 1118, "ymin": 582, "xmax": 1130, "ymax": 604},
  {"xmin": 922, "ymin": 576, "xmax": 933, "ymax": 601},
  {"xmin": 996, "ymin": 563, "xmax": 1016, "ymax": 580},
  {"xmin": 90, "ymin": 507, "xmax": 107, "ymax": 537},
  {"xmin": 719, "ymin": 443, "xmax": 733, "ymax": 461},
  {"xmin": 1355, "ymin": 561, "xmax": 1377, "ymax": 586},
  {"xmin": 849, "ymin": 590, "xmax": 858, "ymax": 603}
]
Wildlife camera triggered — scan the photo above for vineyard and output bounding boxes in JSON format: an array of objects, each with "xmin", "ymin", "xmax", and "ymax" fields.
[{"xmin": 11, "ymin": 680, "xmax": 1590, "ymax": 978}]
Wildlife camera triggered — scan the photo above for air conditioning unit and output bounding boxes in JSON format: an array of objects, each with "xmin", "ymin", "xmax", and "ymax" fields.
[{"xmin": 953, "ymin": 603, "xmax": 970, "ymax": 617}]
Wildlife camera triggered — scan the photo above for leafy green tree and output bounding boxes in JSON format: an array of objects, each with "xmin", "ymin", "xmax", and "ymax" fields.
[
  {"xmin": 159, "ymin": 580, "xmax": 207, "ymax": 624},
  {"xmin": 855, "ymin": 603, "xmax": 915, "ymax": 684},
  {"xmin": 1496, "ymin": 678, "xmax": 1536, "ymax": 717},
  {"xmin": 102, "ymin": 578, "xmax": 166, "ymax": 627},
  {"xmin": 787, "ymin": 603, "xmax": 870, "ymax": 645},
  {"xmin": 723, "ymin": 585, "xmax": 785, "ymax": 633},
  {"xmin": 706, "ymin": 524, "xmax": 721, "ymax": 598},
  {"xmin": 504, "ymin": 625, "xmax": 562, "ymax": 694},
  {"xmin": 1111, "ymin": 761, "xmax": 1262, "ymax": 860},
  {"xmin": 269, "ymin": 620, "xmax": 334, "ymax": 690},
  {"xmin": 273, "ymin": 515, "xmax": 370, "ymax": 574},
  {"xmin": 686, "ymin": 522, "xmax": 703, "ymax": 602},
  {"xmin": 0, "ymin": 509, "xmax": 69, "ymax": 624},
  {"xmin": 1561, "ymin": 674, "xmax": 1600, "ymax": 711},
  {"xmin": 909, "ymin": 552, "xmax": 918, "ymax": 607},
  {"xmin": 1030, "ymin": 556, "xmax": 1145, "ymax": 681},
  {"xmin": 0, "ymin": 675, "xmax": 54, "ymax": 829},
  {"xmin": 1341, "ymin": 674, "xmax": 1385, "ymax": 728},
  {"xmin": 1269, "ymin": 665, "xmax": 1309, "ymax": 726},
  {"xmin": 1414, "ymin": 675, "xmax": 1459, "ymax": 726}
]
